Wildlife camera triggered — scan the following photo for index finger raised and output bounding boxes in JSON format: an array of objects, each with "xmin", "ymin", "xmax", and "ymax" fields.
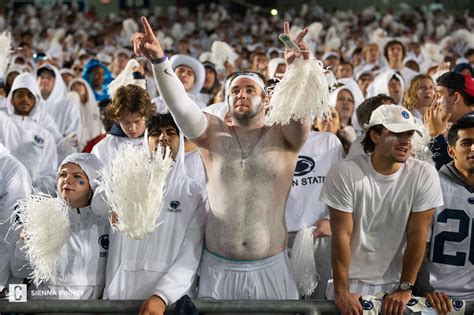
[
  {"xmin": 141, "ymin": 16, "xmax": 154, "ymax": 36},
  {"xmin": 283, "ymin": 21, "xmax": 290, "ymax": 35}
]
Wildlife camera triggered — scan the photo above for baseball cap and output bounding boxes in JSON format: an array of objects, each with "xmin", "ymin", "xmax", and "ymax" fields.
[
  {"xmin": 365, "ymin": 104, "xmax": 422, "ymax": 136},
  {"xmin": 437, "ymin": 72, "xmax": 474, "ymax": 102}
]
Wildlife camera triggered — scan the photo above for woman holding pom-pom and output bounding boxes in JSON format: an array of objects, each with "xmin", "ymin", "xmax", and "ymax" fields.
[{"xmin": 12, "ymin": 153, "xmax": 109, "ymax": 300}]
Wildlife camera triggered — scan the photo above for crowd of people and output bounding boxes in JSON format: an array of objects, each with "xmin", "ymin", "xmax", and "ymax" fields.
[{"xmin": 0, "ymin": 2, "xmax": 473, "ymax": 315}]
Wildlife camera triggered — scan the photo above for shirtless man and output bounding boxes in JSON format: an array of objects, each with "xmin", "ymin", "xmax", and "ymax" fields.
[{"xmin": 132, "ymin": 17, "xmax": 311, "ymax": 300}]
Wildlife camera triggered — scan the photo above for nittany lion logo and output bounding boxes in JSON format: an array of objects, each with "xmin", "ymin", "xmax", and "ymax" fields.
[
  {"xmin": 452, "ymin": 299, "xmax": 464, "ymax": 311},
  {"xmin": 170, "ymin": 201, "xmax": 181, "ymax": 209},
  {"xmin": 361, "ymin": 300, "xmax": 374, "ymax": 310},
  {"xmin": 401, "ymin": 111, "xmax": 410, "ymax": 119},
  {"xmin": 98, "ymin": 234, "xmax": 109, "ymax": 250},
  {"xmin": 294, "ymin": 156, "xmax": 315, "ymax": 176},
  {"xmin": 407, "ymin": 298, "xmax": 418, "ymax": 307},
  {"xmin": 33, "ymin": 135, "xmax": 44, "ymax": 145}
]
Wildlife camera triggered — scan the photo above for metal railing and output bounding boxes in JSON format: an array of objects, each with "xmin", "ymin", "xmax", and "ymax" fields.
[{"xmin": 1, "ymin": 300, "xmax": 473, "ymax": 314}]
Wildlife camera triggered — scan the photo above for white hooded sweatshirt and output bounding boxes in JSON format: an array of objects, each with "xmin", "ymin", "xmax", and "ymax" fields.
[
  {"xmin": 0, "ymin": 144, "xmax": 32, "ymax": 291},
  {"xmin": 99, "ymin": 134, "xmax": 208, "ymax": 305},
  {"xmin": 37, "ymin": 64, "xmax": 82, "ymax": 140},
  {"xmin": 11, "ymin": 153, "xmax": 109, "ymax": 300},
  {"xmin": 2, "ymin": 72, "xmax": 62, "ymax": 143},
  {"xmin": 366, "ymin": 70, "xmax": 405, "ymax": 105},
  {"xmin": 68, "ymin": 78, "xmax": 103, "ymax": 150}
]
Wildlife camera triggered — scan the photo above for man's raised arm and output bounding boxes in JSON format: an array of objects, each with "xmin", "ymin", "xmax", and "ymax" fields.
[
  {"xmin": 278, "ymin": 22, "xmax": 313, "ymax": 150},
  {"xmin": 131, "ymin": 17, "xmax": 208, "ymax": 141}
]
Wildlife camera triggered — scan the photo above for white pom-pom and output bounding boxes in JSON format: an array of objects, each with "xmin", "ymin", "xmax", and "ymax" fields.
[
  {"xmin": 411, "ymin": 117, "xmax": 433, "ymax": 162},
  {"xmin": 290, "ymin": 227, "xmax": 318, "ymax": 297},
  {"xmin": 14, "ymin": 195, "xmax": 70, "ymax": 285},
  {"xmin": 211, "ymin": 41, "xmax": 239, "ymax": 68},
  {"xmin": 267, "ymin": 58, "xmax": 332, "ymax": 124},
  {"xmin": 0, "ymin": 31, "xmax": 12, "ymax": 78},
  {"xmin": 99, "ymin": 144, "xmax": 173, "ymax": 240}
]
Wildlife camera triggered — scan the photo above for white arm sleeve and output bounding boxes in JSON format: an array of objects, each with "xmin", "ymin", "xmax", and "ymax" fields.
[{"xmin": 152, "ymin": 60, "xmax": 208, "ymax": 139}]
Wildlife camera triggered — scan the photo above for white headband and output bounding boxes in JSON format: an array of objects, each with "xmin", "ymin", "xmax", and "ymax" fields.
[{"xmin": 229, "ymin": 74, "xmax": 266, "ymax": 94}]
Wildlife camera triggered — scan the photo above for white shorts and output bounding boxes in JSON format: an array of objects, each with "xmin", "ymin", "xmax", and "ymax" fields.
[{"xmin": 197, "ymin": 249, "xmax": 299, "ymax": 300}]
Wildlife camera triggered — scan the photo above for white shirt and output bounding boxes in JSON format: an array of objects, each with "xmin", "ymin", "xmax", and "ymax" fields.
[
  {"xmin": 285, "ymin": 131, "xmax": 344, "ymax": 231},
  {"xmin": 320, "ymin": 155, "xmax": 443, "ymax": 286}
]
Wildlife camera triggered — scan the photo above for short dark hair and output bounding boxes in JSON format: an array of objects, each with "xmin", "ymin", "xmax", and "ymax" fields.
[
  {"xmin": 384, "ymin": 40, "xmax": 406, "ymax": 61},
  {"xmin": 356, "ymin": 94, "xmax": 394, "ymax": 127},
  {"xmin": 146, "ymin": 113, "xmax": 180, "ymax": 137},
  {"xmin": 447, "ymin": 112, "xmax": 474, "ymax": 146},
  {"xmin": 361, "ymin": 125, "xmax": 385, "ymax": 153}
]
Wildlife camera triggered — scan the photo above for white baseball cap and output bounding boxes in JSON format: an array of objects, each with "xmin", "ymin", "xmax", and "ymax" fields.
[{"xmin": 365, "ymin": 104, "xmax": 422, "ymax": 136}]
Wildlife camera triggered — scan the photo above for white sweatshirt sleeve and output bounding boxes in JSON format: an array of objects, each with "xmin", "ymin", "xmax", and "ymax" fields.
[{"xmin": 152, "ymin": 60, "xmax": 208, "ymax": 140}]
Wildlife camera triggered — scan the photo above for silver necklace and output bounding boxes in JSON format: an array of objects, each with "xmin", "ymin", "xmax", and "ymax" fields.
[{"xmin": 230, "ymin": 125, "xmax": 266, "ymax": 167}]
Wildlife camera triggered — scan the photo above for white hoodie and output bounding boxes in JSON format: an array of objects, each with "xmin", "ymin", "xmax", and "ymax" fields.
[
  {"xmin": 3, "ymin": 73, "xmax": 62, "ymax": 143},
  {"xmin": 68, "ymin": 78, "xmax": 103, "ymax": 150},
  {"xmin": 0, "ymin": 144, "xmax": 32, "ymax": 291},
  {"xmin": 99, "ymin": 134, "xmax": 208, "ymax": 305},
  {"xmin": 11, "ymin": 153, "xmax": 109, "ymax": 300},
  {"xmin": 37, "ymin": 64, "xmax": 82, "ymax": 140}
]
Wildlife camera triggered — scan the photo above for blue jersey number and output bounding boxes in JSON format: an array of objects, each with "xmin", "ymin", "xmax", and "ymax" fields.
[{"xmin": 432, "ymin": 209, "xmax": 474, "ymax": 266}]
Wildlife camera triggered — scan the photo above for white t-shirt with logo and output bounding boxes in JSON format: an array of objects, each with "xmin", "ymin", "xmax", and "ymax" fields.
[
  {"xmin": 320, "ymin": 154, "xmax": 443, "ymax": 286},
  {"xmin": 285, "ymin": 131, "xmax": 344, "ymax": 232}
]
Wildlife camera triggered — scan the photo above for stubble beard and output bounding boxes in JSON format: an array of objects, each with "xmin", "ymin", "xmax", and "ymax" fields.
[{"xmin": 231, "ymin": 96, "xmax": 264, "ymax": 123}]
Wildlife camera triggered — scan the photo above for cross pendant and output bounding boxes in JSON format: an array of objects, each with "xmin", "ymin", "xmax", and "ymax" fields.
[{"xmin": 240, "ymin": 159, "xmax": 247, "ymax": 167}]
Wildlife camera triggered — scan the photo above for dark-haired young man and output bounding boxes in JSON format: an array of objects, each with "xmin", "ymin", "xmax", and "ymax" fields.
[
  {"xmin": 321, "ymin": 104, "xmax": 443, "ymax": 315},
  {"xmin": 415, "ymin": 113, "xmax": 474, "ymax": 314},
  {"xmin": 426, "ymin": 71, "xmax": 474, "ymax": 169}
]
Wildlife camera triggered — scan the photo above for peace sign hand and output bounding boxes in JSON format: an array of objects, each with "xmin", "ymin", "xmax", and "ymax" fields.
[
  {"xmin": 131, "ymin": 16, "xmax": 164, "ymax": 60},
  {"xmin": 283, "ymin": 21, "xmax": 311, "ymax": 66}
]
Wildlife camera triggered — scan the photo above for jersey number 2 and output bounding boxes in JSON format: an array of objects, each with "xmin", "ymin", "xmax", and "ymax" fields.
[{"xmin": 432, "ymin": 209, "xmax": 474, "ymax": 266}]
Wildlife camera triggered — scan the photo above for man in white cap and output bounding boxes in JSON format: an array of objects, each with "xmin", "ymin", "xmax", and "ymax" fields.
[
  {"xmin": 320, "ymin": 105, "xmax": 443, "ymax": 315},
  {"xmin": 132, "ymin": 17, "xmax": 311, "ymax": 302}
]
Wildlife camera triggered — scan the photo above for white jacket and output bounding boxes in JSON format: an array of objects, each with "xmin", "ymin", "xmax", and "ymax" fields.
[
  {"xmin": 0, "ymin": 111, "xmax": 57, "ymax": 194},
  {"xmin": 4, "ymin": 73, "xmax": 62, "ymax": 143},
  {"xmin": 0, "ymin": 144, "xmax": 32, "ymax": 291},
  {"xmin": 11, "ymin": 205, "xmax": 109, "ymax": 299},
  {"xmin": 39, "ymin": 65, "xmax": 82, "ymax": 139}
]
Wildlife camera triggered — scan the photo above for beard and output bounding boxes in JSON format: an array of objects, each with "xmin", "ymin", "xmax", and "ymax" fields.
[{"xmin": 230, "ymin": 95, "xmax": 264, "ymax": 122}]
